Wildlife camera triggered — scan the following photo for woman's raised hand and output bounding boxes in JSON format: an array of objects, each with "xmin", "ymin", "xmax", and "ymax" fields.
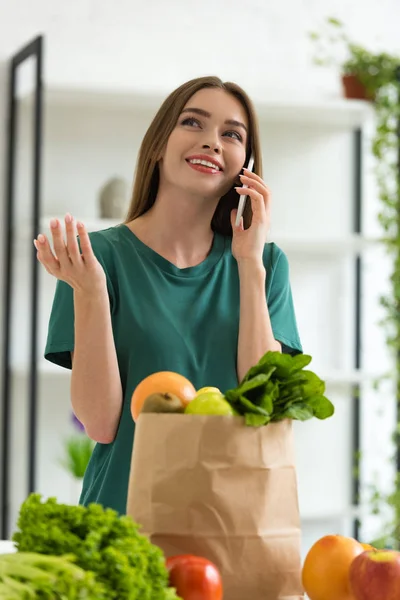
[{"xmin": 33, "ymin": 214, "xmax": 107, "ymax": 294}]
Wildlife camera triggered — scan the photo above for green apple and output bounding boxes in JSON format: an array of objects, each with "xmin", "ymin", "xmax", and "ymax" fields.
[
  {"xmin": 185, "ymin": 392, "xmax": 235, "ymax": 416},
  {"xmin": 195, "ymin": 386, "xmax": 222, "ymax": 396}
]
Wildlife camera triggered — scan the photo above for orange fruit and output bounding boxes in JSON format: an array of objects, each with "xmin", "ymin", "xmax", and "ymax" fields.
[
  {"xmin": 302, "ymin": 534, "xmax": 364, "ymax": 600},
  {"xmin": 360, "ymin": 542, "xmax": 376, "ymax": 551},
  {"xmin": 131, "ymin": 371, "xmax": 196, "ymax": 421}
]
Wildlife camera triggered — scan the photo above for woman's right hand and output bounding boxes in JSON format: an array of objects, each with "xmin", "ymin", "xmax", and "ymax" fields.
[{"xmin": 33, "ymin": 214, "xmax": 107, "ymax": 294}]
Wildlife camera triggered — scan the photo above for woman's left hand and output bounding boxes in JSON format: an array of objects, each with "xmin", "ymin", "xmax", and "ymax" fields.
[{"xmin": 231, "ymin": 168, "xmax": 271, "ymax": 265}]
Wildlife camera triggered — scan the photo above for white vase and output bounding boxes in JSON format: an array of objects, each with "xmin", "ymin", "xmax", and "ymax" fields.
[{"xmin": 70, "ymin": 476, "xmax": 83, "ymax": 505}]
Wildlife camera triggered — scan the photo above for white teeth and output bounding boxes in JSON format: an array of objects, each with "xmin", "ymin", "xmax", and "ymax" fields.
[{"xmin": 188, "ymin": 159, "xmax": 220, "ymax": 170}]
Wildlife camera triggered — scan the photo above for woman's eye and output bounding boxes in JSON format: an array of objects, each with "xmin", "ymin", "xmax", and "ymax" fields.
[
  {"xmin": 181, "ymin": 117, "xmax": 201, "ymax": 127},
  {"xmin": 224, "ymin": 130, "xmax": 243, "ymax": 141}
]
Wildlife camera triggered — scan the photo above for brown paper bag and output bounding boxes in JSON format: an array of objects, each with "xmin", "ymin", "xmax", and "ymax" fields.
[{"xmin": 127, "ymin": 414, "xmax": 304, "ymax": 600}]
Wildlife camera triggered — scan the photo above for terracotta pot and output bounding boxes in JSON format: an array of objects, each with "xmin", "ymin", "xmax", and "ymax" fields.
[{"xmin": 342, "ymin": 73, "xmax": 374, "ymax": 101}]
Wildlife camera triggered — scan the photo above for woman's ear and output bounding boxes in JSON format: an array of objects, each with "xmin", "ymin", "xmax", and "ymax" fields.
[{"xmin": 156, "ymin": 143, "xmax": 167, "ymax": 162}]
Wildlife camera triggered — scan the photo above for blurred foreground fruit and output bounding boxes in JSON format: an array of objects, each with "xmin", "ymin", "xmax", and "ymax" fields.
[
  {"xmin": 141, "ymin": 393, "xmax": 184, "ymax": 414},
  {"xmin": 349, "ymin": 549, "xmax": 400, "ymax": 600},
  {"xmin": 184, "ymin": 392, "xmax": 235, "ymax": 416},
  {"xmin": 166, "ymin": 555, "xmax": 223, "ymax": 600},
  {"xmin": 131, "ymin": 372, "xmax": 196, "ymax": 421},
  {"xmin": 360, "ymin": 542, "xmax": 375, "ymax": 551},
  {"xmin": 302, "ymin": 534, "xmax": 364, "ymax": 600},
  {"xmin": 196, "ymin": 387, "xmax": 221, "ymax": 396}
]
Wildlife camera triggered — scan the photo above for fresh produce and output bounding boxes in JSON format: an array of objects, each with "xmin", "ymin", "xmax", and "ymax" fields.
[
  {"xmin": 141, "ymin": 393, "xmax": 185, "ymax": 414},
  {"xmin": 224, "ymin": 351, "xmax": 334, "ymax": 426},
  {"xmin": 184, "ymin": 392, "xmax": 235, "ymax": 416},
  {"xmin": 0, "ymin": 551, "xmax": 104, "ymax": 598},
  {"xmin": 131, "ymin": 371, "xmax": 196, "ymax": 421},
  {"xmin": 195, "ymin": 387, "xmax": 221, "ymax": 396},
  {"xmin": 349, "ymin": 549, "xmax": 400, "ymax": 600},
  {"xmin": 166, "ymin": 555, "xmax": 223, "ymax": 600},
  {"xmin": 12, "ymin": 494, "xmax": 181, "ymax": 600},
  {"xmin": 360, "ymin": 542, "xmax": 376, "ymax": 551},
  {"xmin": 131, "ymin": 351, "xmax": 334, "ymax": 427},
  {"xmin": 302, "ymin": 534, "xmax": 364, "ymax": 600}
]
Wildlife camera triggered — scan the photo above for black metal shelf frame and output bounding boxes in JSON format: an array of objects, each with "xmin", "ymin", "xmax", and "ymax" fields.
[
  {"xmin": 352, "ymin": 128, "xmax": 362, "ymax": 541},
  {"xmin": 1, "ymin": 35, "xmax": 43, "ymax": 539}
]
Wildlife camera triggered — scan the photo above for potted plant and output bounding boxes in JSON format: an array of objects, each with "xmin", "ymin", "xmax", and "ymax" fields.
[
  {"xmin": 309, "ymin": 17, "xmax": 400, "ymax": 100},
  {"xmin": 60, "ymin": 413, "xmax": 94, "ymax": 504}
]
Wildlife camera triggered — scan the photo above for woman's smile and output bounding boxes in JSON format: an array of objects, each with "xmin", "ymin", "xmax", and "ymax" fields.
[{"xmin": 185, "ymin": 154, "xmax": 224, "ymax": 175}]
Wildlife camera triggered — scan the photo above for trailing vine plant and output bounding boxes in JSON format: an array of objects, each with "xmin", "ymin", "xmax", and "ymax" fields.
[{"xmin": 310, "ymin": 17, "xmax": 400, "ymax": 548}]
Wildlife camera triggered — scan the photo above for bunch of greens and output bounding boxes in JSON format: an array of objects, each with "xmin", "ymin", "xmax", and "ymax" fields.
[
  {"xmin": 225, "ymin": 351, "xmax": 334, "ymax": 427},
  {"xmin": 0, "ymin": 552, "xmax": 104, "ymax": 599},
  {"xmin": 12, "ymin": 494, "xmax": 181, "ymax": 600}
]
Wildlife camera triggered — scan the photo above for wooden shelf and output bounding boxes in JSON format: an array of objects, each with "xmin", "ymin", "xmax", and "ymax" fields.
[{"xmin": 18, "ymin": 85, "xmax": 374, "ymax": 128}]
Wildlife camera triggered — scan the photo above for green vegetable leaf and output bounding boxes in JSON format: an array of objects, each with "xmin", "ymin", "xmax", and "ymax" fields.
[
  {"xmin": 301, "ymin": 370, "xmax": 326, "ymax": 396},
  {"xmin": 279, "ymin": 403, "xmax": 314, "ymax": 421},
  {"xmin": 224, "ymin": 350, "xmax": 334, "ymax": 427},
  {"xmin": 290, "ymin": 354, "xmax": 312, "ymax": 371},
  {"xmin": 0, "ymin": 552, "xmax": 105, "ymax": 599},
  {"xmin": 237, "ymin": 395, "xmax": 270, "ymax": 416},
  {"xmin": 245, "ymin": 413, "xmax": 271, "ymax": 427},
  {"xmin": 236, "ymin": 371, "xmax": 275, "ymax": 396},
  {"xmin": 258, "ymin": 391, "xmax": 274, "ymax": 414},
  {"xmin": 307, "ymin": 395, "xmax": 335, "ymax": 419},
  {"xmin": 258, "ymin": 352, "xmax": 294, "ymax": 378}
]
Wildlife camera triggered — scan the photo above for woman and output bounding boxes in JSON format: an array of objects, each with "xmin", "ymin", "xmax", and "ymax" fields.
[{"xmin": 34, "ymin": 76, "xmax": 302, "ymax": 514}]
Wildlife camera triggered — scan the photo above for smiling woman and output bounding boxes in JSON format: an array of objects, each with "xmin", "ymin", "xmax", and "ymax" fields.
[
  {"xmin": 35, "ymin": 75, "xmax": 302, "ymax": 516},
  {"xmin": 125, "ymin": 77, "xmax": 262, "ymax": 235}
]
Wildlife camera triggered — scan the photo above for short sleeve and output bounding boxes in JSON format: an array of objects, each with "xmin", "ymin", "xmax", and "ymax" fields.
[
  {"xmin": 265, "ymin": 244, "xmax": 302, "ymax": 355},
  {"xmin": 44, "ymin": 279, "xmax": 75, "ymax": 369},
  {"xmin": 44, "ymin": 230, "xmax": 116, "ymax": 370}
]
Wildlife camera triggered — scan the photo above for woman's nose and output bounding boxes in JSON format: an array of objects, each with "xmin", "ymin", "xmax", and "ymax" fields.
[{"xmin": 202, "ymin": 142, "xmax": 222, "ymax": 154}]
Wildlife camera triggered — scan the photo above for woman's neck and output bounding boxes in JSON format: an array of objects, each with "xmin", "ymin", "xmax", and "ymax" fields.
[{"xmin": 127, "ymin": 188, "xmax": 220, "ymax": 268}]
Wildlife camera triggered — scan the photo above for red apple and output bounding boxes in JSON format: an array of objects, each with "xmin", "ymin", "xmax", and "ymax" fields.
[{"xmin": 349, "ymin": 549, "xmax": 400, "ymax": 600}]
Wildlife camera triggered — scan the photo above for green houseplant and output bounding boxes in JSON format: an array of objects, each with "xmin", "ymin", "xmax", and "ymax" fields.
[
  {"xmin": 310, "ymin": 17, "xmax": 400, "ymax": 549},
  {"xmin": 60, "ymin": 413, "xmax": 95, "ymax": 503},
  {"xmin": 309, "ymin": 17, "xmax": 400, "ymax": 100}
]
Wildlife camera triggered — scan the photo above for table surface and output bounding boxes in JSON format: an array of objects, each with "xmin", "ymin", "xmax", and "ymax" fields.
[{"xmin": 0, "ymin": 540, "xmax": 16, "ymax": 554}]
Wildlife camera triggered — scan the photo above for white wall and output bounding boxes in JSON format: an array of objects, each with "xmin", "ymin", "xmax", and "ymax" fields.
[{"xmin": 0, "ymin": 0, "xmax": 400, "ymax": 99}]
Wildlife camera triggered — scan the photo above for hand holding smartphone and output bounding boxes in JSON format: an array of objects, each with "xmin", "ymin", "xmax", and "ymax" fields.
[{"xmin": 235, "ymin": 154, "xmax": 255, "ymax": 228}]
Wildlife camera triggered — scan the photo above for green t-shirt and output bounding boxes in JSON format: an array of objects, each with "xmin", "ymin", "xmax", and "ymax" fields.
[{"xmin": 45, "ymin": 225, "xmax": 302, "ymax": 514}]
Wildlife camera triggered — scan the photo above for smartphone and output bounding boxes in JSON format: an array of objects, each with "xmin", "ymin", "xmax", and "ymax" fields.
[{"xmin": 235, "ymin": 153, "xmax": 255, "ymax": 228}]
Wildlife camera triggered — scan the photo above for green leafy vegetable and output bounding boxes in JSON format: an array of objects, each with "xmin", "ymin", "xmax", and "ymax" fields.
[
  {"xmin": 0, "ymin": 551, "xmax": 104, "ymax": 598},
  {"xmin": 224, "ymin": 351, "xmax": 335, "ymax": 427},
  {"xmin": 307, "ymin": 395, "xmax": 335, "ymax": 419},
  {"xmin": 245, "ymin": 413, "xmax": 271, "ymax": 427},
  {"xmin": 236, "ymin": 395, "xmax": 269, "ymax": 416},
  {"xmin": 12, "ymin": 494, "xmax": 181, "ymax": 600}
]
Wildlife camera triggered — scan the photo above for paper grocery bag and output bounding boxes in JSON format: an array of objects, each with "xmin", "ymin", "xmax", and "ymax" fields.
[{"xmin": 127, "ymin": 414, "xmax": 304, "ymax": 600}]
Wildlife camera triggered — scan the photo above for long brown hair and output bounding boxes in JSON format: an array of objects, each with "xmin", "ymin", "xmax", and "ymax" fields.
[{"xmin": 124, "ymin": 76, "xmax": 262, "ymax": 236}]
